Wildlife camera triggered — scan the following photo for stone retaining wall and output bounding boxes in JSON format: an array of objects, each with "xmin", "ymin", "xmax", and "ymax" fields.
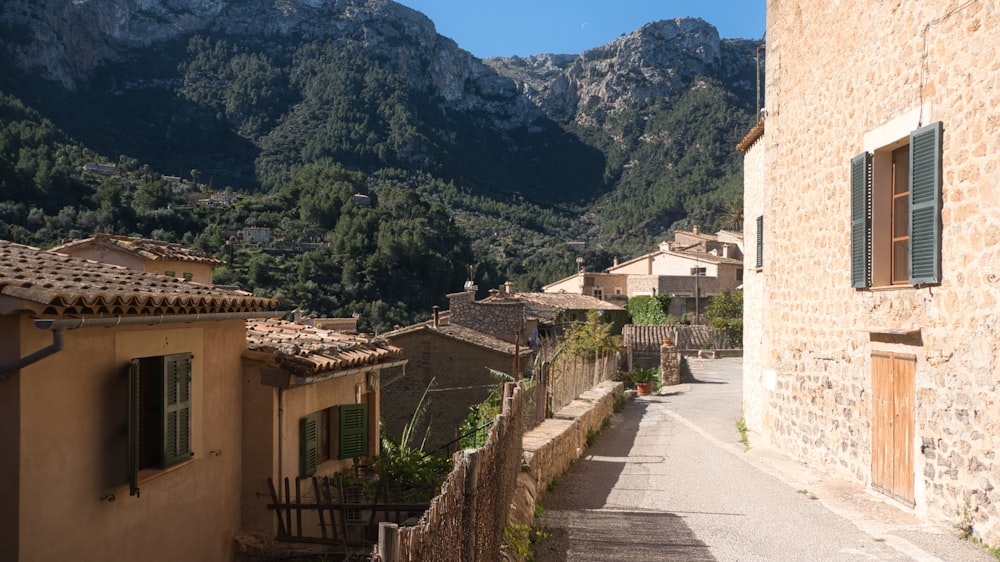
[{"xmin": 509, "ymin": 381, "xmax": 624, "ymax": 535}]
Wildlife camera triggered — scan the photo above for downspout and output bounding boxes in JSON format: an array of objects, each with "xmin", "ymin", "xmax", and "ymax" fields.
[
  {"xmin": 277, "ymin": 385, "xmax": 284, "ymax": 503},
  {"xmin": 0, "ymin": 310, "xmax": 286, "ymax": 379},
  {"xmin": 0, "ymin": 329, "xmax": 64, "ymax": 377}
]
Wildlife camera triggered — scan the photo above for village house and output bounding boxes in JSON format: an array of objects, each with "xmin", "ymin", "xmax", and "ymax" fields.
[
  {"xmin": 544, "ymin": 230, "xmax": 743, "ymax": 319},
  {"xmin": 0, "ymin": 240, "xmax": 279, "ymax": 561},
  {"xmin": 741, "ymin": 1, "xmax": 1000, "ymax": 542},
  {"xmin": 240, "ymin": 319, "xmax": 405, "ymax": 536},
  {"xmin": 381, "ymin": 292, "xmax": 535, "ymax": 452},
  {"xmin": 50, "ymin": 233, "xmax": 224, "ymax": 284}
]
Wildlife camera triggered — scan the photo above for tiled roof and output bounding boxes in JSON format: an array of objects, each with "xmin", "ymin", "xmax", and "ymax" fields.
[
  {"xmin": 50, "ymin": 233, "xmax": 225, "ymax": 266},
  {"xmin": 245, "ymin": 319, "xmax": 404, "ymax": 377},
  {"xmin": 0, "ymin": 240, "xmax": 276, "ymax": 316},
  {"xmin": 736, "ymin": 117, "xmax": 765, "ymax": 151},
  {"xmin": 386, "ymin": 322, "xmax": 529, "ymax": 356},
  {"xmin": 492, "ymin": 292, "xmax": 624, "ymax": 311},
  {"xmin": 668, "ymin": 249, "xmax": 743, "ymax": 266}
]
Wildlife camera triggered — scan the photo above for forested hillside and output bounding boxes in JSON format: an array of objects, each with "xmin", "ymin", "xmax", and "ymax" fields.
[{"xmin": 0, "ymin": 0, "xmax": 760, "ymax": 329}]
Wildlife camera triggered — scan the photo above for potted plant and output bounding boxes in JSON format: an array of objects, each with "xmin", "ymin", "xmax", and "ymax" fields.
[{"xmin": 632, "ymin": 367, "xmax": 657, "ymax": 396}]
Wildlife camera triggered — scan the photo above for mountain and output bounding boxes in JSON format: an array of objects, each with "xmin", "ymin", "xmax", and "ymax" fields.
[{"xmin": 0, "ymin": 0, "xmax": 760, "ymax": 324}]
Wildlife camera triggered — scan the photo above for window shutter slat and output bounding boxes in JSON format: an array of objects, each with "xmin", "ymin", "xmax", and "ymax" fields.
[
  {"xmin": 851, "ymin": 152, "xmax": 872, "ymax": 288},
  {"xmin": 339, "ymin": 404, "xmax": 368, "ymax": 459},
  {"xmin": 755, "ymin": 216, "xmax": 763, "ymax": 269},
  {"xmin": 909, "ymin": 121, "xmax": 942, "ymax": 285},
  {"xmin": 300, "ymin": 414, "xmax": 318, "ymax": 477},
  {"xmin": 129, "ymin": 360, "xmax": 141, "ymax": 497},
  {"xmin": 162, "ymin": 353, "xmax": 193, "ymax": 467}
]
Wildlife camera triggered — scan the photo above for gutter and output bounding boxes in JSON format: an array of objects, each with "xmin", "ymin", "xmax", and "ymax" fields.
[{"xmin": 0, "ymin": 310, "xmax": 287, "ymax": 379}]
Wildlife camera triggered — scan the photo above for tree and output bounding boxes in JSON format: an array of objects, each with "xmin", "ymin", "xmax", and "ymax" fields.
[
  {"xmin": 705, "ymin": 289, "xmax": 743, "ymax": 348},
  {"xmin": 626, "ymin": 294, "xmax": 672, "ymax": 325},
  {"xmin": 562, "ymin": 310, "xmax": 623, "ymax": 359}
]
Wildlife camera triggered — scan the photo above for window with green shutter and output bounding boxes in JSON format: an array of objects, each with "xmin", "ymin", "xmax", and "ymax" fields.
[
  {"xmin": 128, "ymin": 352, "xmax": 194, "ymax": 497},
  {"xmin": 300, "ymin": 414, "xmax": 319, "ymax": 477},
  {"xmin": 755, "ymin": 215, "xmax": 764, "ymax": 269},
  {"xmin": 339, "ymin": 404, "xmax": 368, "ymax": 459},
  {"xmin": 909, "ymin": 122, "xmax": 943, "ymax": 285},
  {"xmin": 850, "ymin": 121, "xmax": 942, "ymax": 289}
]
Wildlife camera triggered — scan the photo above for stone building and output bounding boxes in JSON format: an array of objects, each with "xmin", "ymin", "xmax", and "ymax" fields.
[
  {"xmin": 741, "ymin": 1, "xmax": 1000, "ymax": 542},
  {"xmin": 381, "ymin": 309, "xmax": 533, "ymax": 452}
]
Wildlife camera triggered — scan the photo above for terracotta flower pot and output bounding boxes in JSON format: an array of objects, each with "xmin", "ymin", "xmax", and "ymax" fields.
[{"xmin": 636, "ymin": 382, "xmax": 653, "ymax": 396}]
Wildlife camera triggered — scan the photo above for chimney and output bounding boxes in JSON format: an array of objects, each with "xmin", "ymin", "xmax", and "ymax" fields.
[
  {"xmin": 722, "ymin": 243, "xmax": 730, "ymax": 259},
  {"xmin": 692, "ymin": 225, "xmax": 699, "ymax": 235},
  {"xmin": 503, "ymin": 281, "xmax": 513, "ymax": 296},
  {"xmin": 432, "ymin": 306, "xmax": 440, "ymax": 328},
  {"xmin": 613, "ymin": 256, "xmax": 619, "ymax": 267}
]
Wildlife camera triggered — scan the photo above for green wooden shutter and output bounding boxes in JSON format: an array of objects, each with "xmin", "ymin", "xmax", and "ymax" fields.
[
  {"xmin": 755, "ymin": 215, "xmax": 763, "ymax": 269},
  {"xmin": 300, "ymin": 414, "xmax": 318, "ymax": 477},
  {"xmin": 909, "ymin": 121, "xmax": 943, "ymax": 285},
  {"xmin": 338, "ymin": 404, "xmax": 368, "ymax": 459},
  {"xmin": 162, "ymin": 353, "xmax": 193, "ymax": 467},
  {"xmin": 128, "ymin": 360, "xmax": 141, "ymax": 497},
  {"xmin": 851, "ymin": 152, "xmax": 872, "ymax": 288}
]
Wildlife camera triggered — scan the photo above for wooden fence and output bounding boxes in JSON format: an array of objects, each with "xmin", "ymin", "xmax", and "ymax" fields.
[{"xmin": 266, "ymin": 473, "xmax": 430, "ymax": 550}]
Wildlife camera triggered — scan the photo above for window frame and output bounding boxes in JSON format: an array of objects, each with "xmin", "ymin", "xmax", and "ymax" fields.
[
  {"xmin": 851, "ymin": 121, "xmax": 942, "ymax": 289},
  {"xmin": 300, "ymin": 403, "xmax": 369, "ymax": 477},
  {"xmin": 129, "ymin": 352, "xmax": 194, "ymax": 497}
]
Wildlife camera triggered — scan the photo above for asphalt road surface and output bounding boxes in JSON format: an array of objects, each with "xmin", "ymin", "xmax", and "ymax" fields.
[{"xmin": 533, "ymin": 357, "xmax": 992, "ymax": 562}]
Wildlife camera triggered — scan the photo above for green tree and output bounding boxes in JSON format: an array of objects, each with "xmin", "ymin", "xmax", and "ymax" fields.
[
  {"xmin": 626, "ymin": 294, "xmax": 673, "ymax": 325},
  {"xmin": 562, "ymin": 310, "xmax": 623, "ymax": 359},
  {"xmin": 705, "ymin": 289, "xmax": 743, "ymax": 348}
]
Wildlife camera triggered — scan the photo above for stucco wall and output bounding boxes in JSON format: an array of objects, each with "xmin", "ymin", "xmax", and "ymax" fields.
[
  {"xmin": 14, "ymin": 318, "xmax": 246, "ymax": 561},
  {"xmin": 750, "ymin": 0, "xmax": 1000, "ymax": 540},
  {"xmin": 240, "ymin": 365, "xmax": 378, "ymax": 535}
]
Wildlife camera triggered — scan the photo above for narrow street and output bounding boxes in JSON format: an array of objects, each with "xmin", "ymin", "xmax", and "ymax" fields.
[{"xmin": 533, "ymin": 357, "xmax": 992, "ymax": 562}]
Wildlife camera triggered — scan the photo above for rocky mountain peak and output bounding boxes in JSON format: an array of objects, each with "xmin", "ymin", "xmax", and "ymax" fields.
[{"xmin": 485, "ymin": 18, "xmax": 736, "ymax": 125}]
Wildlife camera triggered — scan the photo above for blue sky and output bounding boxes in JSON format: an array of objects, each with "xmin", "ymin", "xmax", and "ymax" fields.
[{"xmin": 394, "ymin": 1, "xmax": 766, "ymax": 59}]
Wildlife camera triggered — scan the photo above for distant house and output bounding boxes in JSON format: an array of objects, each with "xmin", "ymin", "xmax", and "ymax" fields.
[
  {"xmin": 542, "ymin": 272, "xmax": 628, "ymax": 306},
  {"xmin": 50, "ymin": 233, "xmax": 224, "ymax": 284},
  {"xmin": 544, "ymin": 231, "xmax": 743, "ymax": 319},
  {"xmin": 0, "ymin": 240, "xmax": 279, "ymax": 562},
  {"xmin": 241, "ymin": 319, "xmax": 404, "ymax": 534},
  {"xmin": 242, "ymin": 226, "xmax": 271, "ymax": 245},
  {"xmin": 353, "ymin": 193, "xmax": 372, "ymax": 207},
  {"xmin": 82, "ymin": 162, "xmax": 116, "ymax": 175},
  {"xmin": 487, "ymin": 287, "xmax": 628, "ymax": 339},
  {"xmin": 161, "ymin": 175, "xmax": 181, "ymax": 184}
]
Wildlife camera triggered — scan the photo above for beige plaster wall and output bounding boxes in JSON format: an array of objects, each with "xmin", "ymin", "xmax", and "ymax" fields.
[
  {"xmin": 15, "ymin": 318, "xmax": 247, "ymax": 561},
  {"xmin": 755, "ymin": 0, "xmax": 1000, "ymax": 540}
]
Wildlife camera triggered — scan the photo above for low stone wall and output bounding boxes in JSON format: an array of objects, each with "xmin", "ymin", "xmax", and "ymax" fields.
[{"xmin": 510, "ymin": 381, "xmax": 624, "ymax": 534}]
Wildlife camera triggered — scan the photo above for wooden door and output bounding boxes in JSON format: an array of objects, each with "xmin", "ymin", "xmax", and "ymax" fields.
[{"xmin": 871, "ymin": 352, "xmax": 915, "ymax": 506}]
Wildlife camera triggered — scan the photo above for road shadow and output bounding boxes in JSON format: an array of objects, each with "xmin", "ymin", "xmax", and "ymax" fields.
[
  {"xmin": 534, "ymin": 510, "xmax": 714, "ymax": 562},
  {"xmin": 541, "ymin": 401, "xmax": 647, "ymax": 511}
]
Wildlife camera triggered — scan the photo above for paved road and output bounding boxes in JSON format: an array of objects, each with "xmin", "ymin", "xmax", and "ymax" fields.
[{"xmin": 533, "ymin": 357, "xmax": 992, "ymax": 562}]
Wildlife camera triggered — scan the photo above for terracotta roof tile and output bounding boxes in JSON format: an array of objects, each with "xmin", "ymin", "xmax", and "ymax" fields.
[
  {"xmin": 510, "ymin": 292, "xmax": 624, "ymax": 311},
  {"xmin": 50, "ymin": 233, "xmax": 225, "ymax": 266},
  {"xmin": 245, "ymin": 319, "xmax": 404, "ymax": 377},
  {"xmin": 0, "ymin": 240, "xmax": 276, "ymax": 316}
]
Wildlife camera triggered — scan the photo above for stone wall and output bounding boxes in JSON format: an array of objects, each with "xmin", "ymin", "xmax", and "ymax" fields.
[
  {"xmin": 382, "ymin": 328, "xmax": 516, "ymax": 451},
  {"xmin": 449, "ymin": 291, "xmax": 525, "ymax": 343},
  {"xmin": 519, "ymin": 381, "xmax": 624, "ymax": 506},
  {"xmin": 746, "ymin": 0, "xmax": 1000, "ymax": 542}
]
